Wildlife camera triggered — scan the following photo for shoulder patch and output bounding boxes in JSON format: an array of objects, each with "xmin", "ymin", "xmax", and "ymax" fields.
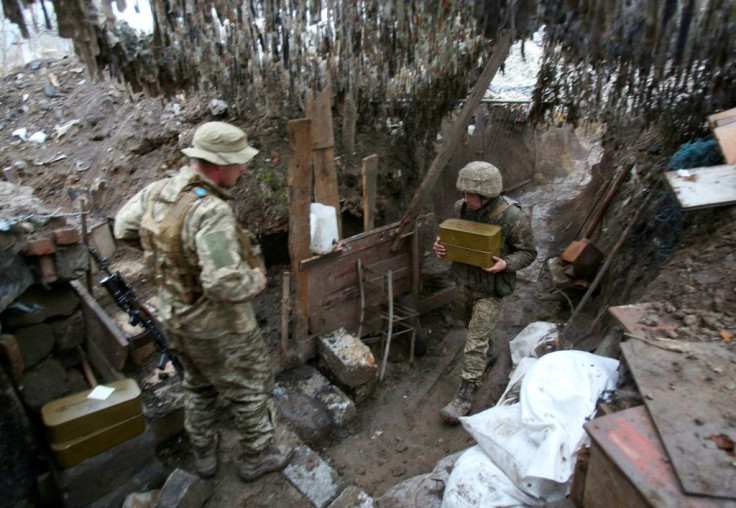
[
  {"xmin": 202, "ymin": 230, "xmax": 236, "ymax": 269},
  {"xmin": 194, "ymin": 187, "xmax": 208, "ymax": 197}
]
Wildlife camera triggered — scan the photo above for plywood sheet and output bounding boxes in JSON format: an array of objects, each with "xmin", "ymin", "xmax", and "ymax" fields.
[
  {"xmin": 620, "ymin": 339, "xmax": 736, "ymax": 499},
  {"xmin": 664, "ymin": 164, "xmax": 736, "ymax": 210},
  {"xmin": 714, "ymin": 123, "xmax": 736, "ymax": 164},
  {"xmin": 708, "ymin": 107, "xmax": 736, "ymax": 128},
  {"xmin": 584, "ymin": 406, "xmax": 732, "ymax": 507}
]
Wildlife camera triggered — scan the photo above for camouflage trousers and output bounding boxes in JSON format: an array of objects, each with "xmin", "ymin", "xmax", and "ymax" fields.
[
  {"xmin": 453, "ymin": 286, "xmax": 504, "ymax": 385},
  {"xmin": 167, "ymin": 328, "xmax": 276, "ymax": 454}
]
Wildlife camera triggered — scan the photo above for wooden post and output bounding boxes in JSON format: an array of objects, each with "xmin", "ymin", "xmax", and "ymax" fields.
[
  {"xmin": 307, "ymin": 86, "xmax": 342, "ymax": 239},
  {"xmin": 287, "ymin": 119, "xmax": 313, "ymax": 358},
  {"xmin": 280, "ymin": 271, "xmax": 291, "ymax": 368},
  {"xmin": 391, "ymin": 30, "xmax": 513, "ymax": 250},
  {"xmin": 362, "ymin": 154, "xmax": 378, "ymax": 232}
]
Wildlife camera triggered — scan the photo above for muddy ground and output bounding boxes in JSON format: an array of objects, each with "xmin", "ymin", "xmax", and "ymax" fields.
[{"xmin": 2, "ymin": 56, "xmax": 734, "ymax": 504}]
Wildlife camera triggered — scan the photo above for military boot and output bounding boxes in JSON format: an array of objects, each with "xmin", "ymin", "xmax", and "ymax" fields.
[
  {"xmin": 237, "ymin": 443, "xmax": 294, "ymax": 482},
  {"xmin": 192, "ymin": 434, "xmax": 219, "ymax": 478},
  {"xmin": 440, "ymin": 379, "xmax": 477, "ymax": 424}
]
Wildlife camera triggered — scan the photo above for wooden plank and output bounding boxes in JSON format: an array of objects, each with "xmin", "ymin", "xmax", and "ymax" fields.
[
  {"xmin": 306, "ymin": 86, "xmax": 335, "ymax": 148},
  {"xmin": 708, "ymin": 107, "xmax": 736, "ymax": 128},
  {"xmin": 362, "ymin": 154, "xmax": 378, "ymax": 232},
  {"xmin": 714, "ymin": 122, "xmax": 736, "ymax": 164},
  {"xmin": 392, "ymin": 30, "xmax": 512, "ymax": 249},
  {"xmin": 584, "ymin": 406, "xmax": 730, "ymax": 507},
  {"xmin": 69, "ymin": 279, "xmax": 128, "ymax": 373},
  {"xmin": 664, "ymin": 164, "xmax": 736, "ymax": 209},
  {"xmin": 417, "ymin": 285, "xmax": 456, "ymax": 314},
  {"xmin": 608, "ymin": 303, "xmax": 679, "ymax": 339},
  {"xmin": 620, "ymin": 340, "xmax": 736, "ymax": 499},
  {"xmin": 287, "ymin": 118, "xmax": 313, "ymax": 358}
]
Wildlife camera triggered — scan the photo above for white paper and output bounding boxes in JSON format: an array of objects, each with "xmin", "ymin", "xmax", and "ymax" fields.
[{"xmin": 87, "ymin": 385, "xmax": 115, "ymax": 400}]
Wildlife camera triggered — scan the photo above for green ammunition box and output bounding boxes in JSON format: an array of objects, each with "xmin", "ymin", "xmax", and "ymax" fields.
[
  {"xmin": 439, "ymin": 219, "xmax": 502, "ymax": 268},
  {"xmin": 41, "ymin": 378, "xmax": 142, "ymax": 444},
  {"xmin": 50, "ymin": 412, "xmax": 145, "ymax": 467}
]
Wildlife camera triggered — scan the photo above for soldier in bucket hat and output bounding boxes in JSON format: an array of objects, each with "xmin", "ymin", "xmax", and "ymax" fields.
[
  {"xmin": 433, "ymin": 161, "xmax": 537, "ymax": 424},
  {"xmin": 114, "ymin": 121, "xmax": 293, "ymax": 481}
]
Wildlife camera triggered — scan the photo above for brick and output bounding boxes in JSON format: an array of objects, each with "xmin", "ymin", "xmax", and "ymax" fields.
[
  {"xmin": 154, "ymin": 468, "xmax": 213, "ymax": 508},
  {"xmin": 24, "ymin": 237, "xmax": 56, "ymax": 256},
  {"xmin": 0, "ymin": 334, "xmax": 24, "ymax": 379},
  {"xmin": 37, "ymin": 255, "xmax": 58, "ymax": 283},
  {"xmin": 45, "ymin": 216, "xmax": 67, "ymax": 229},
  {"xmin": 53, "ymin": 227, "xmax": 81, "ymax": 245},
  {"xmin": 318, "ymin": 327, "xmax": 377, "ymax": 387}
]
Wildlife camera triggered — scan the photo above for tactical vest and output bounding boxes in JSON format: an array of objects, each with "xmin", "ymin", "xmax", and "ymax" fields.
[
  {"xmin": 139, "ymin": 179, "xmax": 265, "ymax": 305},
  {"xmin": 450, "ymin": 196, "xmax": 520, "ymax": 297}
]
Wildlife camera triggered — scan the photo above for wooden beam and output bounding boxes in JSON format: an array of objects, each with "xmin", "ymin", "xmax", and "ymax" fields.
[
  {"xmin": 362, "ymin": 154, "xmax": 378, "ymax": 232},
  {"xmin": 391, "ymin": 30, "xmax": 513, "ymax": 250},
  {"xmin": 287, "ymin": 118, "xmax": 313, "ymax": 359}
]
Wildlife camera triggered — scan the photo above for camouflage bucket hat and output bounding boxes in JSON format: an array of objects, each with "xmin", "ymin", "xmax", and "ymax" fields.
[{"xmin": 182, "ymin": 121, "xmax": 259, "ymax": 165}]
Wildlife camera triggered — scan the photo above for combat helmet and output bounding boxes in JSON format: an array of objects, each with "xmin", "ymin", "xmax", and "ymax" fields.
[{"xmin": 456, "ymin": 161, "xmax": 502, "ymax": 198}]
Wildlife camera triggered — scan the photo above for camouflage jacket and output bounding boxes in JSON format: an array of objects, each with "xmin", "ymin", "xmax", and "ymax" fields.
[
  {"xmin": 449, "ymin": 196, "xmax": 537, "ymax": 297},
  {"xmin": 114, "ymin": 166, "xmax": 264, "ymax": 338}
]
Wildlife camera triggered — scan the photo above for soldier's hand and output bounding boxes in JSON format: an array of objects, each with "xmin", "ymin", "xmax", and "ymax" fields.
[
  {"xmin": 433, "ymin": 236, "xmax": 446, "ymax": 259},
  {"xmin": 484, "ymin": 256, "xmax": 507, "ymax": 273},
  {"xmin": 253, "ymin": 268, "xmax": 268, "ymax": 293}
]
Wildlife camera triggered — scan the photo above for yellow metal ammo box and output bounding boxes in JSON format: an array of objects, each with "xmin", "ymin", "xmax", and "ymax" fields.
[
  {"xmin": 439, "ymin": 218, "xmax": 502, "ymax": 268},
  {"xmin": 41, "ymin": 378, "xmax": 144, "ymax": 467}
]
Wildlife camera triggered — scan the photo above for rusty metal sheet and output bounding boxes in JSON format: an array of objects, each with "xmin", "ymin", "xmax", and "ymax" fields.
[
  {"xmin": 620, "ymin": 339, "xmax": 736, "ymax": 499},
  {"xmin": 663, "ymin": 164, "xmax": 736, "ymax": 210},
  {"xmin": 585, "ymin": 406, "xmax": 733, "ymax": 507}
]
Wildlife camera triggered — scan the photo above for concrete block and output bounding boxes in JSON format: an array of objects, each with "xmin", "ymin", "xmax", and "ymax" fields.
[
  {"xmin": 54, "ymin": 243, "xmax": 89, "ymax": 281},
  {"xmin": 283, "ymin": 444, "xmax": 345, "ymax": 508},
  {"xmin": 24, "ymin": 236, "xmax": 56, "ymax": 256},
  {"xmin": 53, "ymin": 228, "xmax": 81, "ymax": 245},
  {"xmin": 50, "ymin": 309, "xmax": 85, "ymax": 352},
  {"xmin": 353, "ymin": 378, "xmax": 378, "ymax": 404},
  {"xmin": 327, "ymin": 486, "xmax": 374, "ymax": 508},
  {"xmin": 154, "ymin": 468, "xmax": 213, "ymax": 508},
  {"xmin": 0, "ymin": 333, "xmax": 24, "ymax": 378},
  {"xmin": 18, "ymin": 358, "xmax": 72, "ymax": 412},
  {"xmin": 54, "ymin": 427, "xmax": 158, "ymax": 508},
  {"xmin": 274, "ymin": 364, "xmax": 355, "ymax": 446},
  {"xmin": 318, "ymin": 327, "xmax": 377, "ymax": 387},
  {"xmin": 1, "ymin": 283, "xmax": 80, "ymax": 328},
  {"xmin": 15, "ymin": 322, "xmax": 56, "ymax": 368}
]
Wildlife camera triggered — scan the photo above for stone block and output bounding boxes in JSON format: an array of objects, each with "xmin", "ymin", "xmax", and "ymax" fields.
[
  {"xmin": 274, "ymin": 364, "xmax": 356, "ymax": 446},
  {"xmin": 0, "ymin": 253, "xmax": 33, "ymax": 313},
  {"xmin": 353, "ymin": 378, "xmax": 378, "ymax": 404},
  {"xmin": 90, "ymin": 460, "xmax": 168, "ymax": 508},
  {"xmin": 54, "ymin": 243, "xmax": 89, "ymax": 281},
  {"xmin": 53, "ymin": 427, "xmax": 158, "ymax": 508},
  {"xmin": 1, "ymin": 283, "xmax": 81, "ymax": 328},
  {"xmin": 24, "ymin": 236, "xmax": 56, "ymax": 256},
  {"xmin": 0, "ymin": 333, "xmax": 24, "ymax": 378},
  {"xmin": 46, "ymin": 216, "xmax": 68, "ymax": 229},
  {"xmin": 318, "ymin": 327, "xmax": 377, "ymax": 387},
  {"xmin": 51, "ymin": 310, "xmax": 85, "ymax": 352},
  {"xmin": 18, "ymin": 358, "xmax": 72, "ymax": 412},
  {"xmin": 283, "ymin": 444, "xmax": 345, "ymax": 508},
  {"xmin": 153, "ymin": 468, "xmax": 213, "ymax": 508},
  {"xmin": 53, "ymin": 228, "xmax": 81, "ymax": 245},
  {"xmin": 548, "ymin": 257, "xmax": 574, "ymax": 289},
  {"xmin": 327, "ymin": 486, "xmax": 374, "ymax": 508},
  {"xmin": 15, "ymin": 322, "xmax": 56, "ymax": 368}
]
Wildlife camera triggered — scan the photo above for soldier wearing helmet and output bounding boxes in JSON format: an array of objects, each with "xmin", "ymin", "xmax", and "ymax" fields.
[{"xmin": 433, "ymin": 161, "xmax": 537, "ymax": 423}]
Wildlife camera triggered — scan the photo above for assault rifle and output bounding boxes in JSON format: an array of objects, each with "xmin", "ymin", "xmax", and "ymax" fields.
[{"xmin": 86, "ymin": 245, "xmax": 184, "ymax": 376}]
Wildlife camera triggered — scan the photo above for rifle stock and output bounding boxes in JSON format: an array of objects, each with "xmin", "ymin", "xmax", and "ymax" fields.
[{"xmin": 86, "ymin": 244, "xmax": 183, "ymax": 376}]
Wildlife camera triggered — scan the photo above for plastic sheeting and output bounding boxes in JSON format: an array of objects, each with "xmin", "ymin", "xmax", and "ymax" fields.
[{"xmin": 443, "ymin": 351, "xmax": 619, "ymax": 507}]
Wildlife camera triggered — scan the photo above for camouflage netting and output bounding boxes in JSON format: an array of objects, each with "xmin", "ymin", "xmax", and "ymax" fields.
[{"xmin": 3, "ymin": 0, "xmax": 735, "ymax": 146}]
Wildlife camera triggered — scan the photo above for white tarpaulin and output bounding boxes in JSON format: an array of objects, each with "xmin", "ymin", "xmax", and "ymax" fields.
[{"xmin": 443, "ymin": 351, "xmax": 619, "ymax": 507}]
